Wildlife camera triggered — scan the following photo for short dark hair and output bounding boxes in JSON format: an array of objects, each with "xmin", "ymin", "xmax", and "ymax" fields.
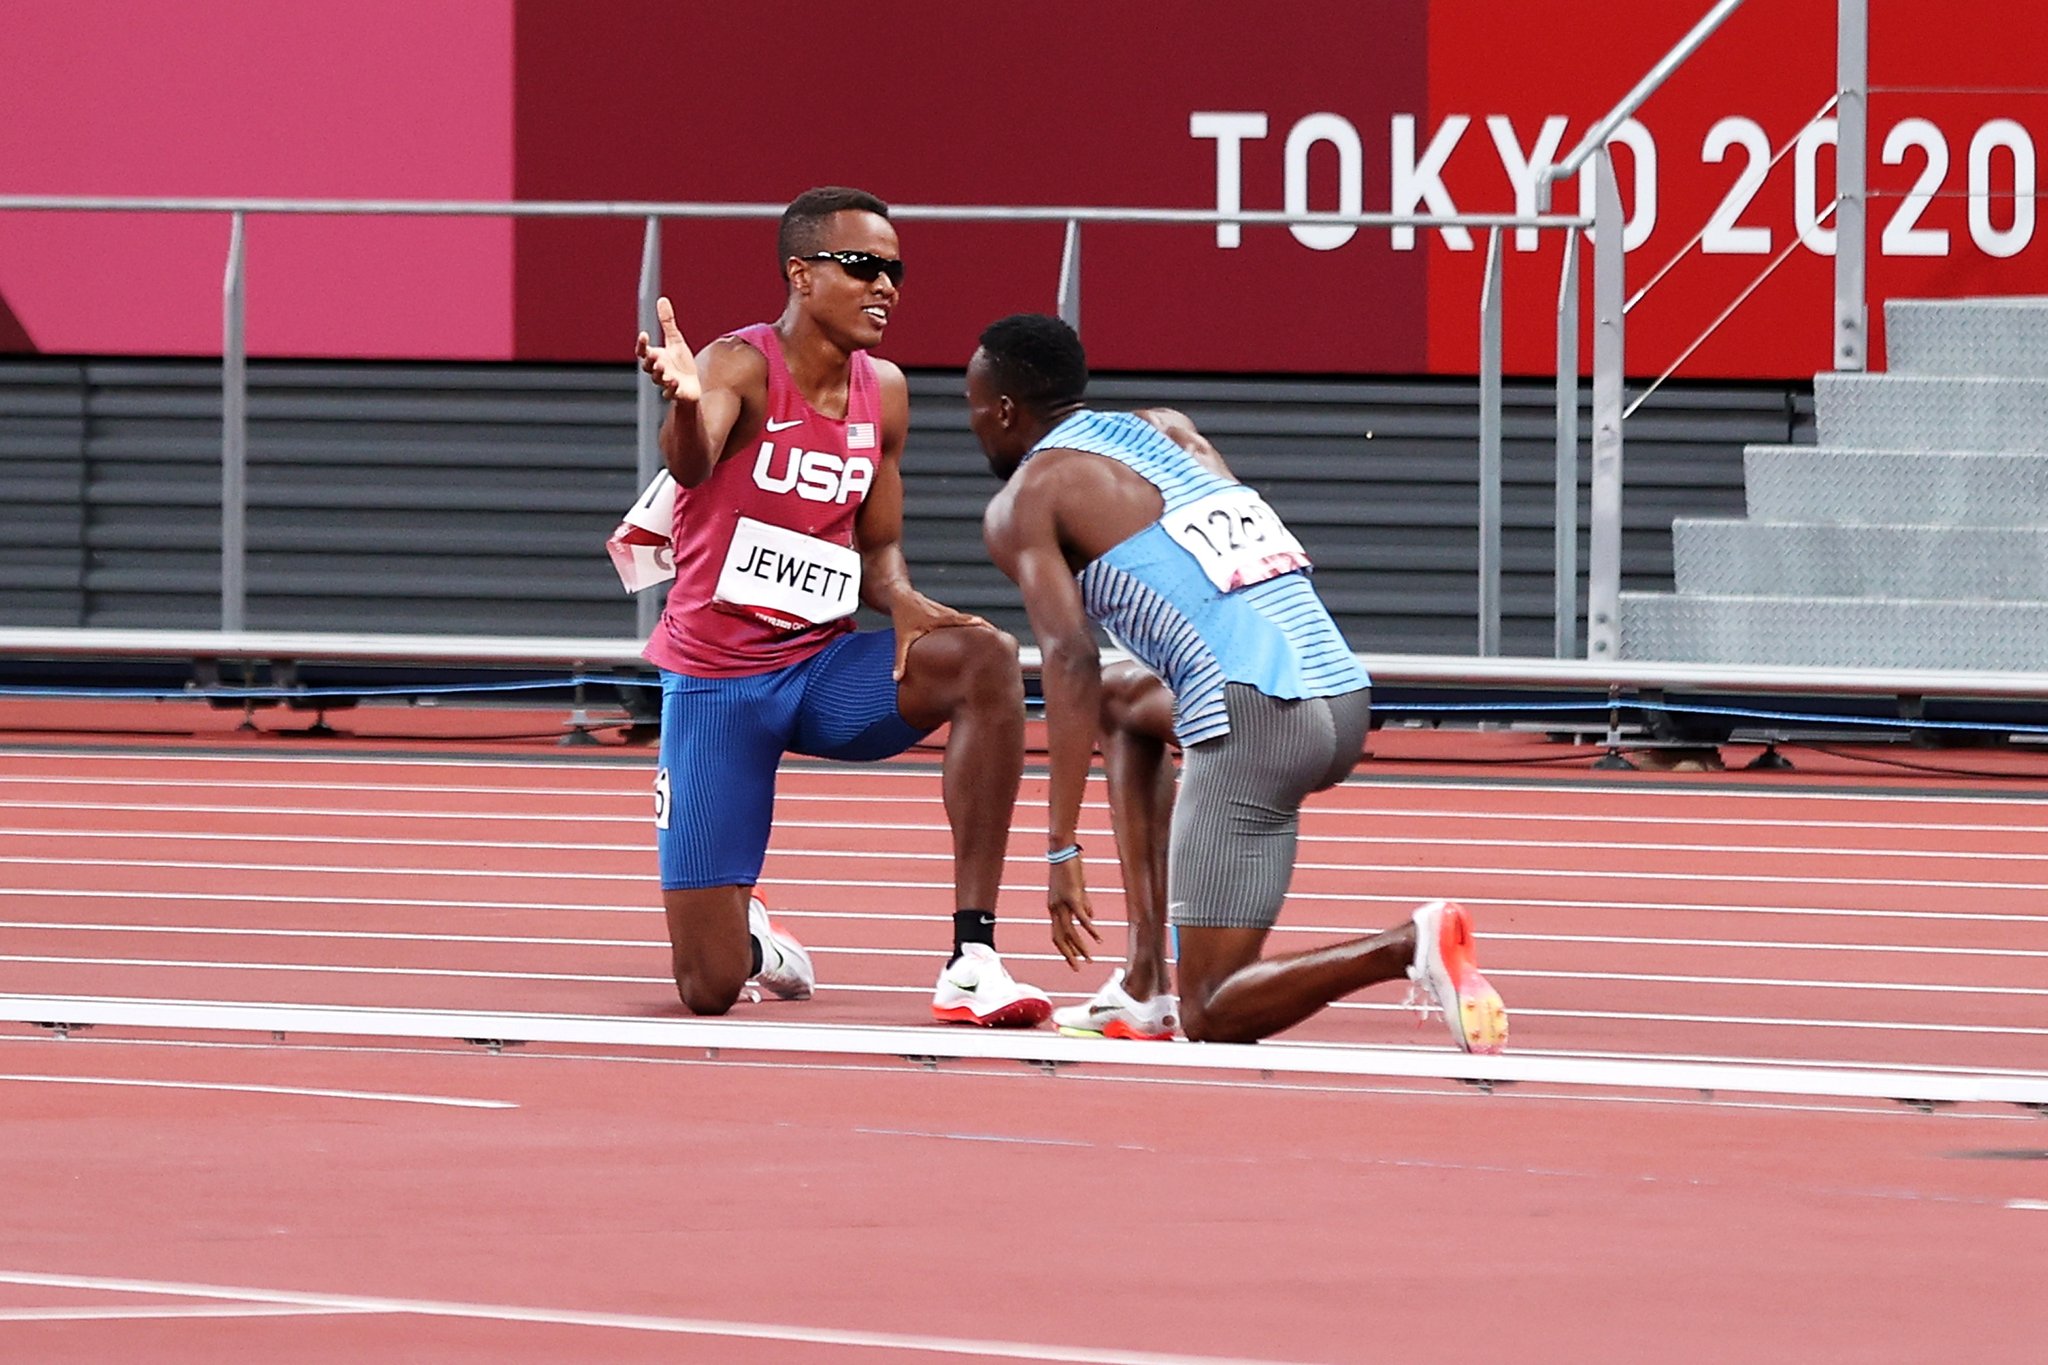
[
  {"xmin": 779, "ymin": 186, "xmax": 891, "ymax": 267},
  {"xmin": 977, "ymin": 314, "xmax": 1088, "ymax": 415}
]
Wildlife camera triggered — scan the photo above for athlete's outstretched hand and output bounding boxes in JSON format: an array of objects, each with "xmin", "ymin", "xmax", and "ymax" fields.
[
  {"xmin": 889, "ymin": 590, "xmax": 992, "ymax": 681},
  {"xmin": 1046, "ymin": 857, "xmax": 1099, "ymax": 969},
  {"xmin": 636, "ymin": 297, "xmax": 701, "ymax": 404}
]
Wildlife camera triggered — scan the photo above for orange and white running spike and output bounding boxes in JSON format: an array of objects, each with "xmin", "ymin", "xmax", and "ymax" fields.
[
  {"xmin": 1052, "ymin": 969, "xmax": 1178, "ymax": 1041},
  {"xmin": 1405, "ymin": 899, "xmax": 1509, "ymax": 1054},
  {"xmin": 932, "ymin": 943, "xmax": 1052, "ymax": 1028},
  {"xmin": 747, "ymin": 894, "xmax": 815, "ymax": 1002}
]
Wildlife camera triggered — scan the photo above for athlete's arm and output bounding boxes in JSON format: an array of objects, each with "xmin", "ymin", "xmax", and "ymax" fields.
[
  {"xmin": 983, "ymin": 462, "xmax": 1101, "ymax": 967},
  {"xmin": 637, "ymin": 297, "xmax": 763, "ymax": 487},
  {"xmin": 856, "ymin": 359, "xmax": 991, "ymax": 678}
]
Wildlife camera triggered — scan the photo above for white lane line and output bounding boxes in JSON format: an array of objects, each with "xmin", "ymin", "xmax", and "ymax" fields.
[
  {"xmin": 8, "ymin": 851, "xmax": 2046, "ymax": 893},
  {"xmin": 10, "ymin": 796, "xmax": 2048, "ymax": 840},
  {"xmin": 803, "ymin": 949, "xmax": 2048, "ymax": 998},
  {"xmin": 7, "ymin": 885, "xmax": 2045, "ymax": 927},
  {"xmin": 11, "ymin": 950, "xmax": 2045, "ymax": 999},
  {"xmin": 0, "ymin": 921, "xmax": 659, "ymax": 949},
  {"xmin": 1316, "ymin": 805, "xmax": 2048, "ymax": 836},
  {"xmin": 1494, "ymin": 933, "xmax": 2048, "ymax": 959},
  {"xmin": 0, "ymin": 1269, "xmax": 1330, "ymax": 1365},
  {"xmin": 1, "ymin": 826, "xmax": 652, "ymax": 854},
  {"xmin": 1487, "ymin": 969, "xmax": 2048, "ymax": 997},
  {"xmin": 1, "ymin": 800, "xmax": 640, "ymax": 824},
  {"xmin": 19, "ymin": 1032, "xmax": 2045, "ymax": 1123},
  {"xmin": 5, "ymin": 958, "xmax": 2043, "ymax": 1035},
  {"xmin": 0, "ymin": 856, "xmax": 646, "ymax": 883},
  {"xmin": 7, "ymin": 762, "xmax": 2048, "ymax": 811},
  {"xmin": 1502, "ymin": 1005, "xmax": 2046, "ymax": 1036},
  {"xmin": 0, "ymin": 1303, "xmax": 383, "ymax": 1323},
  {"xmin": 12, "ymin": 822, "xmax": 2048, "ymax": 866},
  {"xmin": 2009, "ymin": 1199, "xmax": 2048, "ymax": 1211},
  {"xmin": 0, "ymin": 889, "xmax": 656, "ymax": 914},
  {"xmin": 0, "ymin": 752, "xmax": 641, "ymax": 775},
  {"xmin": 854, "ymin": 1127, "xmax": 1096, "ymax": 1148},
  {"xmin": 0, "ymin": 954, "xmax": 653, "ymax": 985},
  {"xmin": 1341, "ymin": 776, "xmax": 2048, "ymax": 809},
  {"xmin": 0, "ymin": 773, "xmax": 649, "ymax": 799},
  {"xmin": 0, "ymin": 1074, "xmax": 514, "ymax": 1108},
  {"xmin": 746, "ymin": 884, "xmax": 2048, "ymax": 924},
  {"xmin": 5, "ymin": 997, "xmax": 2046, "ymax": 1101},
  {"xmin": 8, "ymin": 920, "xmax": 2042, "ymax": 962}
]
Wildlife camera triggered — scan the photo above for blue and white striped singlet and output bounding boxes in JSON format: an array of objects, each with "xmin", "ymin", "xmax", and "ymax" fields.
[{"xmin": 1030, "ymin": 410, "xmax": 1368, "ymax": 746}]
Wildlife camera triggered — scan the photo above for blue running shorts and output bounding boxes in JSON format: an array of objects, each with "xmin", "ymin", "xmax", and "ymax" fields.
[{"xmin": 655, "ymin": 630, "xmax": 932, "ymax": 890}]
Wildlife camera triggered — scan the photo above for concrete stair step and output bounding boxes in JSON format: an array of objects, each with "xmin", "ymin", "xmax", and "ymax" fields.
[
  {"xmin": 1619, "ymin": 592, "xmax": 2048, "ymax": 669},
  {"xmin": 1743, "ymin": 445, "xmax": 2048, "ymax": 524},
  {"xmin": 1886, "ymin": 296, "xmax": 2048, "ymax": 379},
  {"xmin": 1673, "ymin": 520, "xmax": 2048, "ymax": 599},
  {"xmin": 1816, "ymin": 373, "xmax": 2048, "ymax": 453}
]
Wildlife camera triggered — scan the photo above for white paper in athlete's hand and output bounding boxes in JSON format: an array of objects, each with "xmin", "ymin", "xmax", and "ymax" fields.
[{"xmin": 607, "ymin": 470, "xmax": 678, "ymax": 593}]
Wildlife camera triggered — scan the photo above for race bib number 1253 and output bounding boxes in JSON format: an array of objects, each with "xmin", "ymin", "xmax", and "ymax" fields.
[{"xmin": 1161, "ymin": 486, "xmax": 1312, "ymax": 592}]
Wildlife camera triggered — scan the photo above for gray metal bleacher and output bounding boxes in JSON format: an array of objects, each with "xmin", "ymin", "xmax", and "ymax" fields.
[{"xmin": 1622, "ymin": 296, "xmax": 2048, "ymax": 669}]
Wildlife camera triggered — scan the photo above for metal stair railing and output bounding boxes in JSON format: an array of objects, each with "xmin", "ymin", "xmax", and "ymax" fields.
[
  {"xmin": 1534, "ymin": 0, "xmax": 1753, "ymax": 663},
  {"xmin": 0, "ymin": 194, "xmax": 1586, "ymax": 658}
]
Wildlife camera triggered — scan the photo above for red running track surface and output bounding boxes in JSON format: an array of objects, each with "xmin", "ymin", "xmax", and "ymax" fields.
[{"xmin": 1, "ymin": 719, "xmax": 2045, "ymax": 1361}]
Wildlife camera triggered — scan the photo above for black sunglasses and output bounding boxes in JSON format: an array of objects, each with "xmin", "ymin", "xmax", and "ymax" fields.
[{"xmin": 799, "ymin": 250, "xmax": 905, "ymax": 286}]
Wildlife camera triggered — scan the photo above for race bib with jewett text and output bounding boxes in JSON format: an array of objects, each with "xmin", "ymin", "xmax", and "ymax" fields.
[{"xmin": 712, "ymin": 516, "xmax": 862, "ymax": 633}]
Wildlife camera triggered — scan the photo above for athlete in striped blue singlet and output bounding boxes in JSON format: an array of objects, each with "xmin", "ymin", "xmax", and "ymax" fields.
[{"xmin": 971, "ymin": 314, "xmax": 1508, "ymax": 1050}]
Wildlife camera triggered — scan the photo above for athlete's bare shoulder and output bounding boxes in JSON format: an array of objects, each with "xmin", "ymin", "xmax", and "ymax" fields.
[
  {"xmin": 699, "ymin": 334, "xmax": 770, "ymax": 393},
  {"xmin": 687, "ymin": 334, "xmax": 770, "ymax": 457},
  {"xmin": 1134, "ymin": 406, "xmax": 1233, "ymax": 479},
  {"xmin": 867, "ymin": 355, "xmax": 909, "ymax": 448},
  {"xmin": 1134, "ymin": 406, "xmax": 1198, "ymax": 440}
]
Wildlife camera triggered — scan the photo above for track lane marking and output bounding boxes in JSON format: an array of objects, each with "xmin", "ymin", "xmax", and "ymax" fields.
[
  {"xmin": 12, "ymin": 821, "xmax": 2048, "ymax": 865},
  {"xmin": 7, "ymin": 798, "xmax": 2048, "ymax": 842},
  {"xmin": 0, "ymin": 1270, "xmax": 1333, "ymax": 1365},
  {"xmin": 9, "ymin": 1032, "xmax": 2045, "ymax": 1120},
  {"xmin": 6, "ymin": 885, "xmax": 2044, "ymax": 926},
  {"xmin": 5, "ymin": 951, "xmax": 2039, "ymax": 999},
  {"xmin": 6, "ymin": 920, "xmax": 2040, "ymax": 960},
  {"xmin": 0, "ymin": 1303, "xmax": 385, "ymax": 1323},
  {"xmin": 6, "ymin": 763, "xmax": 2048, "ymax": 810},
  {"xmin": 7, "ymin": 851, "xmax": 2046, "ymax": 893},
  {"xmin": 4, "ymin": 968, "xmax": 2043, "ymax": 1036},
  {"xmin": 0, "ymin": 1073, "xmax": 514, "ymax": 1108}
]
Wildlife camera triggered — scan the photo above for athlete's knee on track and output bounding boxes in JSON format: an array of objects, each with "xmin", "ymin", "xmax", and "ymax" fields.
[
  {"xmin": 1171, "ymin": 926, "xmax": 1272, "ymax": 1044},
  {"xmin": 1177, "ymin": 991, "xmax": 1257, "ymax": 1045},
  {"xmin": 672, "ymin": 958, "xmax": 749, "ymax": 1016}
]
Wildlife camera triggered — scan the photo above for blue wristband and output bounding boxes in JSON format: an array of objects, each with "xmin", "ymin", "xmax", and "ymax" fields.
[{"xmin": 1046, "ymin": 842, "xmax": 1084, "ymax": 865}]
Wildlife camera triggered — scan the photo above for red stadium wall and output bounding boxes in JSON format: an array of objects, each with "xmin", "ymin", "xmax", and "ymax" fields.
[{"xmin": 3, "ymin": 1, "xmax": 2046, "ymax": 377}]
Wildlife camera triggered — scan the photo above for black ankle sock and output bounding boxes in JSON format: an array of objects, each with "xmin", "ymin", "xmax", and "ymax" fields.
[
  {"xmin": 749, "ymin": 935, "xmax": 764, "ymax": 976},
  {"xmin": 950, "ymin": 909, "xmax": 997, "ymax": 963}
]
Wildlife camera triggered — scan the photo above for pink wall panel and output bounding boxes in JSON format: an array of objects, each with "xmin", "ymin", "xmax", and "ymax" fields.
[{"xmin": 0, "ymin": 0, "xmax": 516, "ymax": 358}]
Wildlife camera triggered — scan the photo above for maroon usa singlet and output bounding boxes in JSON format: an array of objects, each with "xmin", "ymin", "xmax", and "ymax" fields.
[{"xmin": 642, "ymin": 323, "xmax": 883, "ymax": 678}]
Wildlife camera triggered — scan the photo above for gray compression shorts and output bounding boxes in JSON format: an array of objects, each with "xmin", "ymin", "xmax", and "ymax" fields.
[{"xmin": 1167, "ymin": 682, "xmax": 1372, "ymax": 930}]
